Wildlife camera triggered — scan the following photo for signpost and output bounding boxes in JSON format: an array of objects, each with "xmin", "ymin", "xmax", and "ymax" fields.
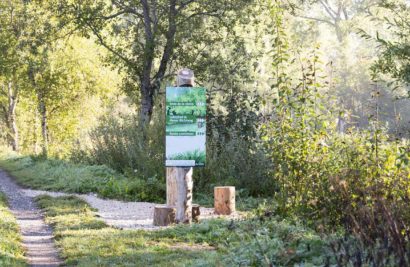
[
  {"xmin": 155, "ymin": 68, "xmax": 205, "ymax": 224},
  {"xmin": 153, "ymin": 68, "xmax": 233, "ymax": 225}
]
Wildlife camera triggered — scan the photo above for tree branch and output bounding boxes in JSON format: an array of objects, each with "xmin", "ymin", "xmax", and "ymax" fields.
[
  {"xmin": 140, "ymin": 0, "xmax": 153, "ymax": 41},
  {"xmin": 153, "ymin": 0, "xmax": 177, "ymax": 86},
  {"xmin": 297, "ymin": 15, "xmax": 336, "ymax": 26},
  {"xmin": 318, "ymin": 0, "xmax": 338, "ymax": 20},
  {"xmin": 102, "ymin": 10, "xmax": 127, "ymax": 20},
  {"xmin": 177, "ymin": 0, "xmax": 197, "ymax": 12},
  {"xmin": 84, "ymin": 20, "xmax": 134, "ymax": 66}
]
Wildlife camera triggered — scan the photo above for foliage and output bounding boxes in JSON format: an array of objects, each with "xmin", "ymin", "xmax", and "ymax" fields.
[
  {"xmin": 1, "ymin": 0, "xmax": 410, "ymax": 264},
  {"xmin": 76, "ymin": 110, "xmax": 165, "ymax": 179},
  {"xmin": 46, "ymin": 0, "xmax": 254, "ymax": 123},
  {"xmin": 0, "ymin": 192, "xmax": 26, "ymax": 267},
  {"xmin": 36, "ymin": 194, "xmax": 336, "ymax": 266},
  {"xmin": 371, "ymin": 0, "xmax": 410, "ymax": 88}
]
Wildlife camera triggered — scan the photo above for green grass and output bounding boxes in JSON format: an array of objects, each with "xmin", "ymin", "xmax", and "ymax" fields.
[
  {"xmin": 0, "ymin": 150, "xmax": 164, "ymax": 202},
  {"xmin": 0, "ymin": 149, "xmax": 259, "ymax": 209},
  {"xmin": 0, "ymin": 193, "xmax": 27, "ymax": 266},
  {"xmin": 36, "ymin": 194, "xmax": 332, "ymax": 266},
  {"xmin": 35, "ymin": 195, "xmax": 220, "ymax": 266}
]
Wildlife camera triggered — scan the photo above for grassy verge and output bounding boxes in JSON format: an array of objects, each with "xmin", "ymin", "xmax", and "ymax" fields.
[
  {"xmin": 0, "ymin": 150, "xmax": 164, "ymax": 202},
  {"xmin": 0, "ymin": 150, "xmax": 266, "ymax": 209},
  {"xmin": 36, "ymin": 194, "xmax": 332, "ymax": 266},
  {"xmin": 0, "ymin": 193, "xmax": 27, "ymax": 266}
]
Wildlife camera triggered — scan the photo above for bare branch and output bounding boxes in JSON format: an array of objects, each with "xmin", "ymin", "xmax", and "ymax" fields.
[
  {"xmin": 296, "ymin": 15, "xmax": 336, "ymax": 26},
  {"xmin": 318, "ymin": 0, "xmax": 338, "ymax": 20},
  {"xmin": 102, "ymin": 10, "xmax": 128, "ymax": 20},
  {"xmin": 187, "ymin": 10, "xmax": 221, "ymax": 19},
  {"xmin": 177, "ymin": 0, "xmax": 197, "ymax": 12}
]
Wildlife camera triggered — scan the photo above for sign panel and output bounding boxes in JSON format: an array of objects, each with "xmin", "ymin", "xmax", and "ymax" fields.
[{"xmin": 165, "ymin": 87, "xmax": 206, "ymax": 167}]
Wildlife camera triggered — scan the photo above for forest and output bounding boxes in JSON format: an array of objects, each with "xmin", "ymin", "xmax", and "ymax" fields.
[{"xmin": 0, "ymin": 0, "xmax": 409, "ymax": 266}]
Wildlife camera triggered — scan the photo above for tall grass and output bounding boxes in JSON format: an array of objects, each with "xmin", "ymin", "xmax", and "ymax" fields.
[{"xmin": 75, "ymin": 110, "xmax": 274, "ymax": 199}]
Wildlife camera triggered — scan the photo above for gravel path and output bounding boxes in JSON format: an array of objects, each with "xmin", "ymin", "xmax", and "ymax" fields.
[
  {"xmin": 23, "ymin": 189, "xmax": 224, "ymax": 230},
  {"xmin": 0, "ymin": 170, "xmax": 63, "ymax": 267}
]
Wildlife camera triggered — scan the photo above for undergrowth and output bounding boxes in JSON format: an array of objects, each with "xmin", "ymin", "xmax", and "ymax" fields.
[{"xmin": 36, "ymin": 194, "xmax": 337, "ymax": 266}]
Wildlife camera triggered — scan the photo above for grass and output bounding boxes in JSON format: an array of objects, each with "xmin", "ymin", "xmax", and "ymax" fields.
[
  {"xmin": 36, "ymin": 194, "xmax": 332, "ymax": 266},
  {"xmin": 35, "ymin": 195, "xmax": 220, "ymax": 266},
  {"xmin": 0, "ymin": 150, "xmax": 165, "ymax": 202},
  {"xmin": 0, "ymin": 192, "xmax": 27, "ymax": 267},
  {"xmin": 0, "ymin": 148, "xmax": 262, "ymax": 210}
]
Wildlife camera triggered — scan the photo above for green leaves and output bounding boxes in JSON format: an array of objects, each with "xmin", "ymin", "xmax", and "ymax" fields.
[{"xmin": 370, "ymin": 0, "xmax": 410, "ymax": 87}]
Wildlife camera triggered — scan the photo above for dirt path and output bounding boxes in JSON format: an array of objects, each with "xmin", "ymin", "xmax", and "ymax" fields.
[
  {"xmin": 23, "ymin": 189, "xmax": 223, "ymax": 230},
  {"xmin": 0, "ymin": 170, "xmax": 63, "ymax": 267}
]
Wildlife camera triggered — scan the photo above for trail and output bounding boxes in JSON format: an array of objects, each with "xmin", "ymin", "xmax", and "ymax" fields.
[
  {"xmin": 0, "ymin": 170, "xmax": 62, "ymax": 267},
  {"xmin": 23, "ymin": 189, "xmax": 222, "ymax": 230}
]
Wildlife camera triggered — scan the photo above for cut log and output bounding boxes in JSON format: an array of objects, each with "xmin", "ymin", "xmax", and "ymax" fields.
[
  {"xmin": 214, "ymin": 186, "xmax": 235, "ymax": 215},
  {"xmin": 166, "ymin": 167, "xmax": 193, "ymax": 223},
  {"xmin": 153, "ymin": 206, "xmax": 176, "ymax": 226},
  {"xmin": 192, "ymin": 204, "xmax": 200, "ymax": 223},
  {"xmin": 175, "ymin": 167, "xmax": 193, "ymax": 223},
  {"xmin": 166, "ymin": 167, "xmax": 178, "ymax": 206}
]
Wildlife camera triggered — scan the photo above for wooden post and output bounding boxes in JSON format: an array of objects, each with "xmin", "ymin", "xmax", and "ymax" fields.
[
  {"xmin": 214, "ymin": 186, "xmax": 236, "ymax": 215},
  {"xmin": 192, "ymin": 204, "xmax": 200, "ymax": 223},
  {"xmin": 166, "ymin": 68, "xmax": 195, "ymax": 224},
  {"xmin": 153, "ymin": 206, "xmax": 176, "ymax": 226},
  {"xmin": 166, "ymin": 167, "xmax": 178, "ymax": 206}
]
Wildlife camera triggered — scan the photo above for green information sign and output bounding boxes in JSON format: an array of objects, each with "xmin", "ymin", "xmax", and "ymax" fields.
[{"xmin": 165, "ymin": 87, "xmax": 206, "ymax": 167}]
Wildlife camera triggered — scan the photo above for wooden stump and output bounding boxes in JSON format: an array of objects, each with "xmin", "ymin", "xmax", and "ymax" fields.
[
  {"xmin": 214, "ymin": 186, "xmax": 235, "ymax": 215},
  {"xmin": 176, "ymin": 168, "xmax": 193, "ymax": 223},
  {"xmin": 153, "ymin": 206, "xmax": 176, "ymax": 226},
  {"xmin": 192, "ymin": 204, "xmax": 200, "ymax": 223},
  {"xmin": 166, "ymin": 167, "xmax": 178, "ymax": 206}
]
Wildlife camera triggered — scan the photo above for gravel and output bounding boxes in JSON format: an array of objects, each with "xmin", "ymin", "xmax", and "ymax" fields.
[
  {"xmin": 0, "ymin": 170, "xmax": 63, "ymax": 267},
  {"xmin": 22, "ymin": 189, "xmax": 239, "ymax": 230}
]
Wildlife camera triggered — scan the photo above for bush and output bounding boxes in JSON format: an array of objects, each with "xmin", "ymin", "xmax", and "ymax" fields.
[{"xmin": 77, "ymin": 99, "xmax": 274, "ymax": 199}]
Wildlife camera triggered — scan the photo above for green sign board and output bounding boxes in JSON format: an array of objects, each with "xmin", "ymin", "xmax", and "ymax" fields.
[{"xmin": 165, "ymin": 87, "xmax": 206, "ymax": 167}]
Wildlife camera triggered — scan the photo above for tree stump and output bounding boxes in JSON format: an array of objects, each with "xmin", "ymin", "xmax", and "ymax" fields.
[
  {"xmin": 214, "ymin": 186, "xmax": 235, "ymax": 215},
  {"xmin": 153, "ymin": 206, "xmax": 176, "ymax": 226},
  {"xmin": 192, "ymin": 204, "xmax": 200, "ymax": 223}
]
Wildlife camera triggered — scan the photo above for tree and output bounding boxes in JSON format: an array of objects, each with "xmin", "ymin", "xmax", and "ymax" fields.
[
  {"xmin": 48, "ymin": 0, "xmax": 252, "ymax": 124},
  {"xmin": 370, "ymin": 0, "xmax": 410, "ymax": 90},
  {"xmin": 297, "ymin": 0, "xmax": 378, "ymax": 42},
  {"xmin": 0, "ymin": 0, "xmax": 30, "ymax": 151}
]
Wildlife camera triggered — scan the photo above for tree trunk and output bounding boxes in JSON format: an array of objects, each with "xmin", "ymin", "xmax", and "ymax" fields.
[
  {"xmin": 7, "ymin": 81, "xmax": 19, "ymax": 152},
  {"xmin": 334, "ymin": 22, "xmax": 343, "ymax": 43},
  {"xmin": 37, "ymin": 91, "xmax": 48, "ymax": 157},
  {"xmin": 138, "ymin": 0, "xmax": 178, "ymax": 126},
  {"xmin": 140, "ymin": 85, "xmax": 154, "ymax": 125},
  {"xmin": 33, "ymin": 108, "xmax": 40, "ymax": 155}
]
